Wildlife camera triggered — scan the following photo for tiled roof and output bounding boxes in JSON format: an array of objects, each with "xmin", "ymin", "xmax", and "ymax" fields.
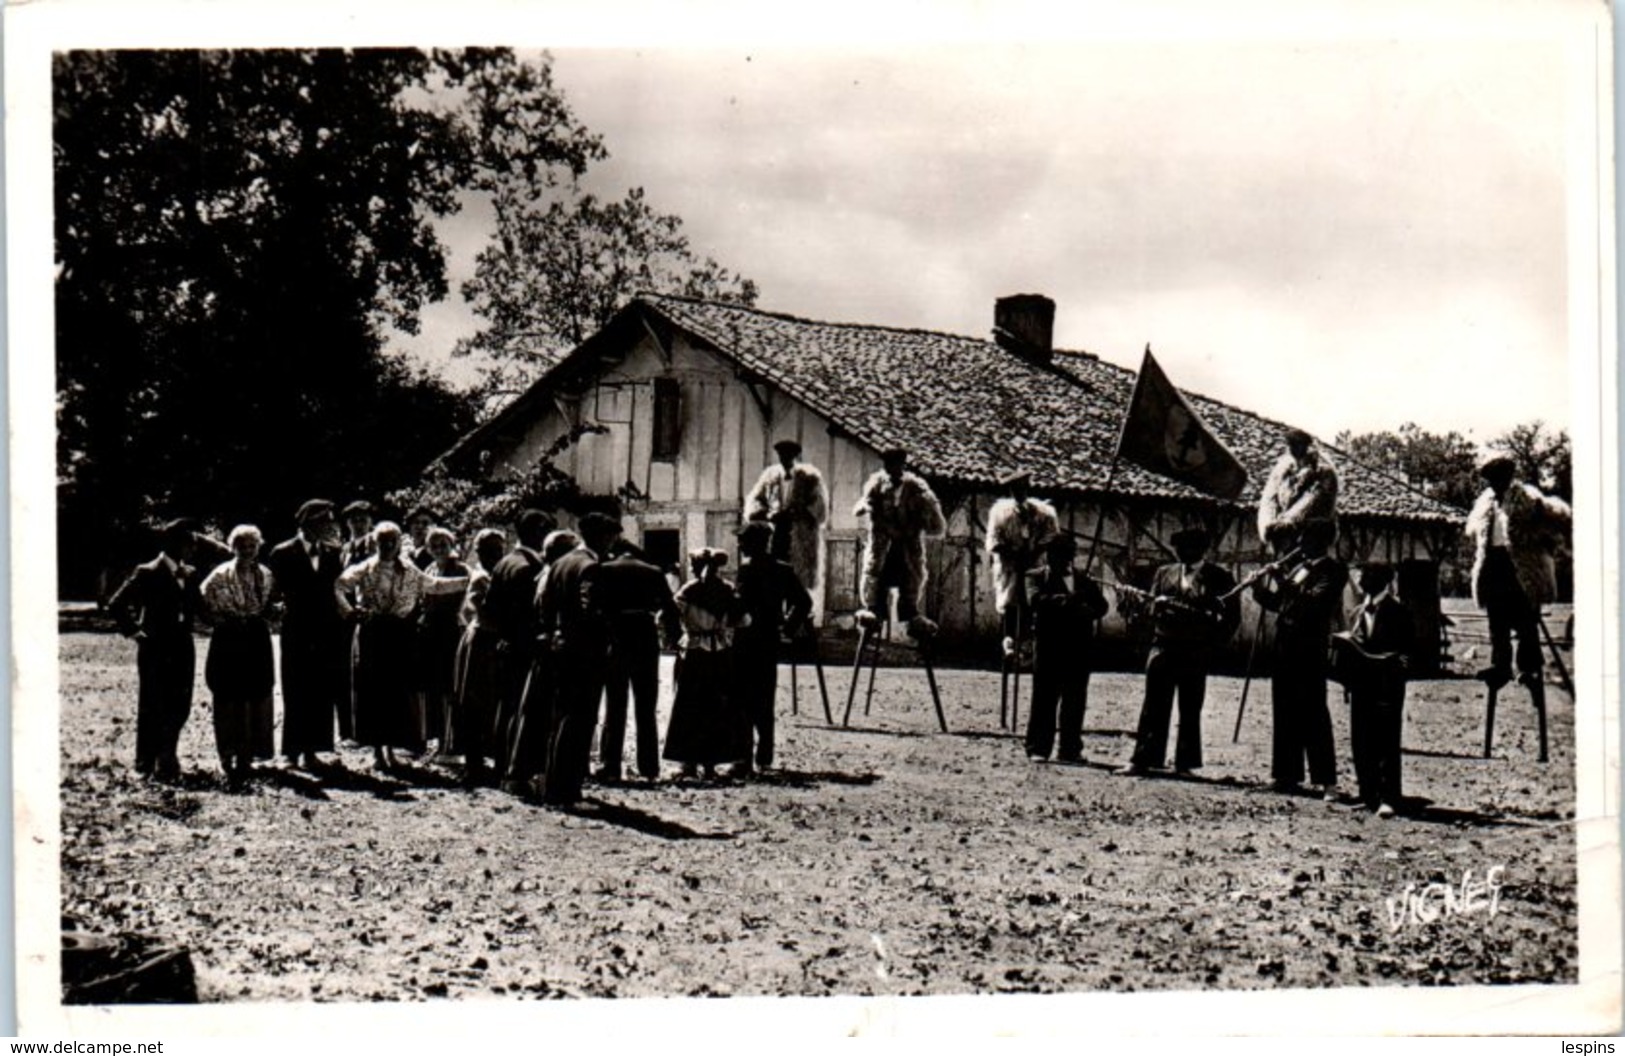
[{"xmin": 638, "ymin": 294, "xmax": 1463, "ymax": 525}]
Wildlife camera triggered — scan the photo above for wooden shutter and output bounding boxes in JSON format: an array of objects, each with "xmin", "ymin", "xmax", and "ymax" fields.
[{"xmin": 652, "ymin": 377, "xmax": 681, "ymax": 461}]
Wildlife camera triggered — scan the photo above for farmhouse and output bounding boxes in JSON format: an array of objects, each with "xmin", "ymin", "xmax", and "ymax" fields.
[{"xmin": 436, "ymin": 294, "xmax": 1465, "ymax": 667}]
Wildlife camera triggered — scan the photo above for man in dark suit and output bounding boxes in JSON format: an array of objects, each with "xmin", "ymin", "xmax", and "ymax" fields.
[
  {"xmin": 1253, "ymin": 518, "xmax": 1348, "ymax": 799},
  {"xmin": 503, "ymin": 527, "xmax": 582, "ymax": 794},
  {"xmin": 1024, "ymin": 534, "xmax": 1110, "ymax": 763},
  {"xmin": 1340, "ymin": 562, "xmax": 1413, "ymax": 817},
  {"xmin": 592, "ymin": 540, "xmax": 680, "ymax": 782},
  {"xmin": 265, "ymin": 499, "xmax": 347, "ymax": 768},
  {"xmin": 1118, "ymin": 527, "xmax": 1241, "ymax": 776},
  {"xmin": 732, "ymin": 520, "xmax": 813, "ymax": 777},
  {"xmin": 107, "ymin": 519, "xmax": 203, "ymax": 781},
  {"xmin": 540, "ymin": 512, "xmax": 622, "ymax": 807},
  {"xmin": 483, "ymin": 509, "xmax": 555, "ymax": 780}
]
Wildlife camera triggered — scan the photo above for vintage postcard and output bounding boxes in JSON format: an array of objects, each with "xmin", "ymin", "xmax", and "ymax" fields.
[{"xmin": 8, "ymin": 0, "xmax": 1619, "ymax": 1038}]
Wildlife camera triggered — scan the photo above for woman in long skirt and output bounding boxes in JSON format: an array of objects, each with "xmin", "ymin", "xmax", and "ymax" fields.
[
  {"xmin": 663, "ymin": 549, "xmax": 743, "ymax": 779},
  {"xmin": 417, "ymin": 526, "xmax": 470, "ymax": 755},
  {"xmin": 448, "ymin": 528, "xmax": 508, "ymax": 785},
  {"xmin": 200, "ymin": 525, "xmax": 277, "ymax": 786},
  {"xmin": 336, "ymin": 522, "xmax": 468, "ymax": 771}
]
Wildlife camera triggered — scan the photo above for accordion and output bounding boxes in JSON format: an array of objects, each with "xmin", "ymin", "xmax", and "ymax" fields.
[{"xmin": 1328, "ymin": 631, "xmax": 1406, "ymax": 688}]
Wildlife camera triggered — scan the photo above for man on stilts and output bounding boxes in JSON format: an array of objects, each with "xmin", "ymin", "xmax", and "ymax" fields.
[
  {"xmin": 853, "ymin": 447, "xmax": 946, "ymax": 641},
  {"xmin": 985, "ymin": 471, "xmax": 1059, "ymax": 659},
  {"xmin": 1464, "ymin": 452, "xmax": 1570, "ymax": 759}
]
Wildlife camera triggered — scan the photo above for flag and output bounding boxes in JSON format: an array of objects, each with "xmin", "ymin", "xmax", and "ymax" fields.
[{"xmin": 1113, "ymin": 346, "xmax": 1248, "ymax": 500}]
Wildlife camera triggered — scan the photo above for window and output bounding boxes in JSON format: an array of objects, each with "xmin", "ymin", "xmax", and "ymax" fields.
[{"xmin": 652, "ymin": 377, "xmax": 681, "ymax": 461}]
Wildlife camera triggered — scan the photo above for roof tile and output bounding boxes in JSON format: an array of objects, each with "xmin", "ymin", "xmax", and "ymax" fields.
[{"xmin": 642, "ymin": 294, "xmax": 1462, "ymax": 525}]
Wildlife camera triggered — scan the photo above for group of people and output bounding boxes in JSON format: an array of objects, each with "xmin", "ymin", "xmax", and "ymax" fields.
[
  {"xmin": 981, "ymin": 428, "xmax": 1570, "ymax": 820},
  {"xmin": 106, "ymin": 422, "xmax": 1570, "ymax": 818},
  {"xmin": 106, "ymin": 441, "xmax": 840, "ymax": 805}
]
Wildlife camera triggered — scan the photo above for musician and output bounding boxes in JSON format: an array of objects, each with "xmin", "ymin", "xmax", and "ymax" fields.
[
  {"xmin": 853, "ymin": 447, "xmax": 946, "ymax": 641},
  {"xmin": 1118, "ymin": 527, "xmax": 1240, "ymax": 776},
  {"xmin": 1252, "ymin": 518, "xmax": 1347, "ymax": 799},
  {"xmin": 743, "ymin": 438, "xmax": 829, "ymax": 601},
  {"xmin": 1341, "ymin": 562, "xmax": 1413, "ymax": 818},
  {"xmin": 1464, "ymin": 453, "xmax": 1570, "ymax": 696},
  {"xmin": 1257, "ymin": 428, "xmax": 1339, "ymax": 556},
  {"xmin": 985, "ymin": 471, "xmax": 1060, "ymax": 658},
  {"xmin": 1024, "ymin": 534, "xmax": 1109, "ymax": 763}
]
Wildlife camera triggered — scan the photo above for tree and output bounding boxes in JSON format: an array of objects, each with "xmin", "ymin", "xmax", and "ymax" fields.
[
  {"xmin": 1489, "ymin": 420, "xmax": 1572, "ymax": 500},
  {"xmin": 1331, "ymin": 422, "xmax": 1482, "ymax": 511},
  {"xmin": 54, "ymin": 48, "xmax": 603, "ymax": 594},
  {"xmin": 454, "ymin": 184, "xmax": 759, "ymax": 409}
]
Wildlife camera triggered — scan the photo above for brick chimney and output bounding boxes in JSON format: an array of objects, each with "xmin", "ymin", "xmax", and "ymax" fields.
[{"xmin": 993, "ymin": 294, "xmax": 1055, "ymax": 364}]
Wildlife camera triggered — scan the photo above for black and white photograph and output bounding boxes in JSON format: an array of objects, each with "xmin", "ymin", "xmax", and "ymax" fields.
[{"xmin": 9, "ymin": 0, "xmax": 1620, "ymax": 1037}]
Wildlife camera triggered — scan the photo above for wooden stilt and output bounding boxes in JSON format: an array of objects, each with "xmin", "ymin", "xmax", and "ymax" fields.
[
  {"xmin": 1483, "ymin": 682, "xmax": 1498, "ymax": 758},
  {"xmin": 840, "ymin": 615, "xmax": 950, "ymax": 733},
  {"xmin": 1538, "ymin": 617, "xmax": 1574, "ymax": 697},
  {"xmin": 843, "ymin": 624, "xmax": 870, "ymax": 727},
  {"xmin": 999, "ymin": 658, "xmax": 1010, "ymax": 730},
  {"xmin": 1011, "ymin": 648, "xmax": 1022, "ymax": 732},
  {"xmin": 863, "ymin": 634, "xmax": 880, "ymax": 716},
  {"xmin": 812, "ymin": 648, "xmax": 833, "ymax": 725},
  {"xmin": 922, "ymin": 644, "xmax": 948, "ymax": 733},
  {"xmin": 1530, "ymin": 680, "xmax": 1549, "ymax": 764}
]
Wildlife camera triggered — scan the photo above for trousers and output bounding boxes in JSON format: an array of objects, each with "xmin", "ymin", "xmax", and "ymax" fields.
[{"xmin": 1130, "ymin": 643, "xmax": 1207, "ymax": 770}]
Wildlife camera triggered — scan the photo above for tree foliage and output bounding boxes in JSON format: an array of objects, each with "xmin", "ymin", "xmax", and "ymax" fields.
[
  {"xmin": 1488, "ymin": 420, "xmax": 1572, "ymax": 500},
  {"xmin": 1332, "ymin": 422, "xmax": 1483, "ymax": 511},
  {"xmin": 455, "ymin": 184, "xmax": 759, "ymax": 407},
  {"xmin": 1333, "ymin": 419, "xmax": 1573, "ymax": 514},
  {"xmin": 53, "ymin": 48, "xmax": 603, "ymax": 593}
]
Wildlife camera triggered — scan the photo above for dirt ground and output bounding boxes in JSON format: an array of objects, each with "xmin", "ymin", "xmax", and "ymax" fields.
[{"xmin": 56, "ymin": 630, "xmax": 1578, "ymax": 1001}]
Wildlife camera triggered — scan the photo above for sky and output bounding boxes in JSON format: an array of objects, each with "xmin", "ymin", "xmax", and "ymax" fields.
[{"xmin": 394, "ymin": 34, "xmax": 1583, "ymax": 445}]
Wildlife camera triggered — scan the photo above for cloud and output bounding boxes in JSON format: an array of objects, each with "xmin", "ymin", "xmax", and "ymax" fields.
[{"xmin": 397, "ymin": 38, "xmax": 1575, "ymax": 439}]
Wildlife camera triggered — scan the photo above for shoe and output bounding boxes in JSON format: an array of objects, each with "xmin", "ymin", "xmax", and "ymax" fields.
[
  {"xmin": 1321, "ymin": 783, "xmax": 1341, "ymax": 803},
  {"xmin": 1476, "ymin": 666, "xmax": 1512, "ymax": 691},
  {"xmin": 907, "ymin": 616, "xmax": 939, "ymax": 640},
  {"xmin": 1517, "ymin": 671, "xmax": 1543, "ymax": 691},
  {"xmin": 592, "ymin": 767, "xmax": 623, "ymax": 784},
  {"xmin": 1173, "ymin": 766, "xmax": 1193, "ymax": 777},
  {"xmin": 1056, "ymin": 752, "xmax": 1082, "ymax": 765},
  {"xmin": 1270, "ymin": 781, "xmax": 1302, "ymax": 795},
  {"xmin": 855, "ymin": 609, "xmax": 880, "ymax": 629},
  {"xmin": 1376, "ymin": 802, "xmax": 1397, "ymax": 819},
  {"xmin": 1027, "ymin": 753, "xmax": 1048, "ymax": 763},
  {"xmin": 1115, "ymin": 763, "xmax": 1146, "ymax": 777}
]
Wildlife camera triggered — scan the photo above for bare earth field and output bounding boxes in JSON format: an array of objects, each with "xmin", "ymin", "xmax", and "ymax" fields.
[{"xmin": 57, "ymin": 630, "xmax": 1577, "ymax": 1002}]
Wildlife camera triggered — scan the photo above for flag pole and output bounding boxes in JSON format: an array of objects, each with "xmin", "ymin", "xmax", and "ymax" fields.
[
  {"xmin": 1080, "ymin": 455, "xmax": 1120, "ymax": 576},
  {"xmin": 1082, "ymin": 343, "xmax": 1149, "ymax": 576}
]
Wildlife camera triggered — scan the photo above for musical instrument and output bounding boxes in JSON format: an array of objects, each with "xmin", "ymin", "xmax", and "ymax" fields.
[
  {"xmin": 1328, "ymin": 631, "xmax": 1406, "ymax": 687},
  {"xmin": 1086, "ymin": 576, "xmax": 1217, "ymax": 620},
  {"xmin": 1218, "ymin": 547, "xmax": 1305, "ymax": 601}
]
